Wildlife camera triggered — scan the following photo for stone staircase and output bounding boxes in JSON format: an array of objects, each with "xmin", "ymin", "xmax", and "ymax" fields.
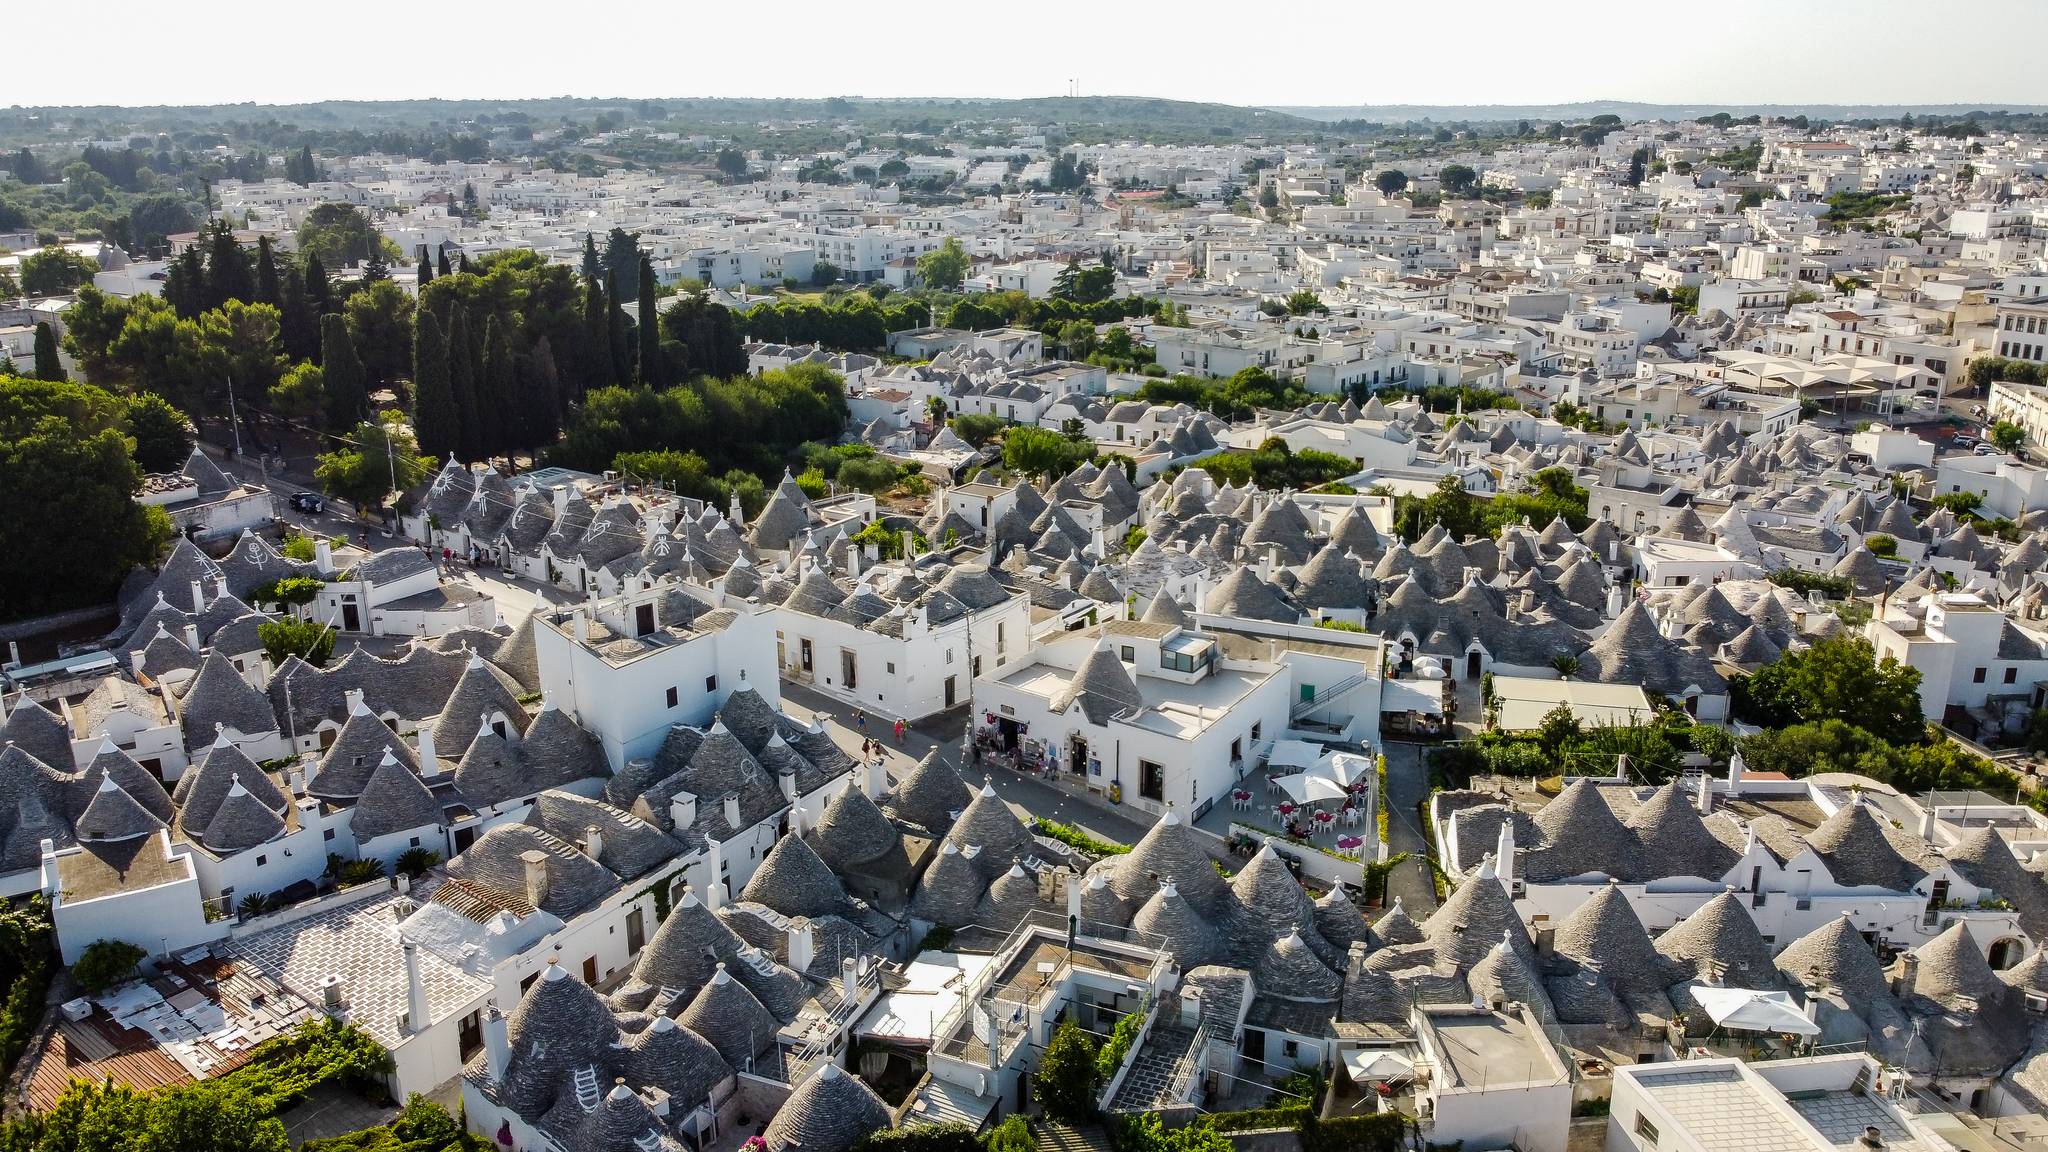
[
  {"xmin": 1038, "ymin": 1121, "xmax": 1113, "ymax": 1152},
  {"xmin": 1107, "ymin": 1024, "xmax": 1200, "ymax": 1113}
]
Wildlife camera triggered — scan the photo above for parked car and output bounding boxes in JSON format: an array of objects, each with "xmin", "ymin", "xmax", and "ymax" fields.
[
  {"xmin": 1953, "ymin": 436, "xmax": 1978, "ymax": 449},
  {"xmin": 1975, "ymin": 444, "xmax": 2000, "ymax": 456},
  {"xmin": 289, "ymin": 492, "xmax": 325, "ymax": 513}
]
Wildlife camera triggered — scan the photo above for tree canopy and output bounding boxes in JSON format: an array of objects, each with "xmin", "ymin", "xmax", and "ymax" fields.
[{"xmin": 1732, "ymin": 634, "xmax": 1926, "ymax": 746}]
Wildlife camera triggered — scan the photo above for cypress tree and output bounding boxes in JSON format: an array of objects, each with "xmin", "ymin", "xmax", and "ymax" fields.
[
  {"xmin": 416, "ymin": 246, "xmax": 433, "ymax": 287},
  {"xmin": 279, "ymin": 261, "xmax": 319, "ymax": 363},
  {"xmin": 446, "ymin": 306, "xmax": 482, "ymax": 464},
  {"xmin": 363, "ymin": 247, "xmax": 390, "ymax": 282},
  {"xmin": 602, "ymin": 227, "xmax": 638, "ymax": 301},
  {"xmin": 165, "ymin": 245, "xmax": 207, "ymax": 319},
  {"xmin": 304, "ymin": 253, "xmax": 334, "ymax": 315},
  {"xmin": 31, "ymin": 322, "xmax": 63, "ymax": 381},
  {"xmin": 319, "ymin": 315, "xmax": 368, "ymax": 431},
  {"xmin": 255, "ymin": 235, "xmax": 281, "ymax": 305},
  {"xmin": 411, "ymin": 310, "xmax": 458, "ymax": 465},
  {"xmin": 524, "ymin": 336, "xmax": 562, "ymax": 448},
  {"xmin": 637, "ymin": 255, "xmax": 663, "ymax": 388},
  {"xmin": 581, "ymin": 234, "xmax": 602, "ymax": 284},
  {"xmin": 436, "ymin": 245, "xmax": 451, "ymax": 278},
  {"xmin": 204, "ymin": 220, "xmax": 252, "ymax": 309},
  {"xmin": 581, "ymin": 278, "xmax": 612, "ymax": 393},
  {"xmin": 607, "ymin": 290, "xmax": 632, "ymax": 388},
  {"xmin": 479, "ymin": 316, "xmax": 512, "ymax": 461},
  {"xmin": 457, "ymin": 251, "xmax": 470, "ymax": 274}
]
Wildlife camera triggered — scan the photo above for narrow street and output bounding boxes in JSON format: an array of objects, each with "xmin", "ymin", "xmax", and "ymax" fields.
[{"xmin": 1379, "ymin": 741, "xmax": 1440, "ymax": 915}]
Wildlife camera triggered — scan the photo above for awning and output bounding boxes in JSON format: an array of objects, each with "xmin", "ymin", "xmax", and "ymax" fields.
[
  {"xmin": 1344, "ymin": 1048, "xmax": 1414, "ymax": 1082},
  {"xmin": 1266, "ymin": 739, "xmax": 1325, "ymax": 770},
  {"xmin": 1382, "ymin": 678, "xmax": 1444, "ymax": 716},
  {"xmin": 1688, "ymin": 986, "xmax": 1820, "ymax": 1037},
  {"xmin": 1273, "ymin": 772, "xmax": 1349, "ymax": 804}
]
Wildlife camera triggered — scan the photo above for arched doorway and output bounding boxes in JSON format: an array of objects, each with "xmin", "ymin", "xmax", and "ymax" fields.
[{"xmin": 1988, "ymin": 937, "xmax": 2025, "ymax": 971}]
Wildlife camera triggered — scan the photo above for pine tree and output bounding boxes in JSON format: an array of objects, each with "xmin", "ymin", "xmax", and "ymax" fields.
[
  {"xmin": 446, "ymin": 306, "xmax": 482, "ymax": 464},
  {"xmin": 31, "ymin": 322, "xmax": 63, "ymax": 381},
  {"xmin": 320, "ymin": 315, "xmax": 368, "ymax": 431},
  {"xmin": 581, "ymin": 278, "xmax": 613, "ymax": 393},
  {"xmin": 417, "ymin": 247, "xmax": 433, "ymax": 287},
  {"xmin": 637, "ymin": 255, "xmax": 663, "ymax": 388},
  {"xmin": 363, "ymin": 247, "xmax": 390, "ymax": 282},
  {"xmin": 279, "ymin": 260, "xmax": 320, "ymax": 363},
  {"xmin": 255, "ymin": 236, "xmax": 281, "ymax": 305},
  {"xmin": 479, "ymin": 316, "xmax": 512, "ymax": 461},
  {"xmin": 411, "ymin": 309, "xmax": 458, "ymax": 464},
  {"xmin": 304, "ymin": 253, "xmax": 333, "ymax": 315},
  {"xmin": 607, "ymin": 289, "xmax": 632, "ymax": 388},
  {"xmin": 436, "ymin": 245, "xmax": 451, "ymax": 278},
  {"xmin": 581, "ymin": 234, "xmax": 602, "ymax": 284},
  {"xmin": 295, "ymin": 144, "xmax": 318, "ymax": 186}
]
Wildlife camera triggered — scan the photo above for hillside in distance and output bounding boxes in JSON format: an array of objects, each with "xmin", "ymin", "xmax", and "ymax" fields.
[{"xmin": 1276, "ymin": 100, "xmax": 2048, "ymax": 123}]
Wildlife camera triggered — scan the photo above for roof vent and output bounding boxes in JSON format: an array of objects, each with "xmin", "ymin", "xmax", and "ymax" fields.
[{"xmin": 1858, "ymin": 1127, "xmax": 1883, "ymax": 1151}]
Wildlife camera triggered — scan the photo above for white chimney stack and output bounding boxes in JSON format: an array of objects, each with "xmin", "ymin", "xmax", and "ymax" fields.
[
  {"xmin": 520, "ymin": 849, "xmax": 549, "ymax": 910},
  {"xmin": 582, "ymin": 825, "xmax": 605, "ymax": 862},
  {"xmin": 1495, "ymin": 817, "xmax": 1515, "ymax": 884},
  {"xmin": 416, "ymin": 725, "xmax": 438, "ymax": 776},
  {"xmin": 841, "ymin": 956, "xmax": 860, "ymax": 1004},
  {"xmin": 314, "ymin": 538, "xmax": 334, "ymax": 575},
  {"xmin": 1697, "ymin": 772, "xmax": 1714, "ymax": 815},
  {"xmin": 788, "ymin": 921, "xmax": 815, "ymax": 976},
  {"xmin": 864, "ymin": 757, "xmax": 886, "ymax": 800},
  {"xmin": 722, "ymin": 792, "xmax": 741, "ymax": 831},
  {"xmin": 183, "ymin": 623, "xmax": 201, "ymax": 652},
  {"xmin": 190, "ymin": 580, "xmax": 207, "ymax": 614},
  {"xmin": 483, "ymin": 1005, "xmax": 510, "ymax": 1084},
  {"xmin": 402, "ymin": 939, "xmax": 430, "ymax": 1033}
]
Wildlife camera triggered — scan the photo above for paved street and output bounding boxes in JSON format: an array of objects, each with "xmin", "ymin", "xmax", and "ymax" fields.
[{"xmin": 1379, "ymin": 741, "xmax": 1440, "ymax": 915}]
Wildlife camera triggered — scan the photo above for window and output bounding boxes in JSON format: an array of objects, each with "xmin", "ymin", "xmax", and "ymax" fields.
[
  {"xmin": 2006, "ymin": 667, "xmax": 2019, "ymax": 684},
  {"xmin": 1120, "ymin": 645, "xmax": 1134, "ymax": 662},
  {"xmin": 1139, "ymin": 760, "xmax": 1165, "ymax": 802},
  {"xmin": 705, "ymin": 675, "xmax": 718, "ymax": 693},
  {"xmin": 323, "ymin": 828, "xmax": 335, "ymax": 841},
  {"xmin": 409, "ymin": 836, "xmax": 420, "ymax": 847},
  {"xmin": 1251, "ymin": 721, "xmax": 1263, "ymax": 742},
  {"xmin": 972, "ymin": 655, "xmax": 982, "ymax": 676},
  {"xmin": 886, "ymin": 662, "xmax": 896, "ymax": 674},
  {"xmin": 666, "ymin": 686, "xmax": 679, "ymax": 708},
  {"xmin": 1634, "ymin": 1114, "xmax": 1659, "ymax": 1147},
  {"xmin": 1974, "ymin": 667, "xmax": 1987, "ymax": 684},
  {"xmin": 255, "ymin": 855, "xmax": 267, "ymax": 867}
]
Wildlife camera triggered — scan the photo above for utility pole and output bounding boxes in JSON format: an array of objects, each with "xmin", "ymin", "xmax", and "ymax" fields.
[{"xmin": 224, "ymin": 371, "xmax": 243, "ymax": 458}]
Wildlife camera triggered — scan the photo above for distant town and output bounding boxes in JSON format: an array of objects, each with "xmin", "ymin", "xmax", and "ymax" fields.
[{"xmin": 0, "ymin": 90, "xmax": 2046, "ymax": 1152}]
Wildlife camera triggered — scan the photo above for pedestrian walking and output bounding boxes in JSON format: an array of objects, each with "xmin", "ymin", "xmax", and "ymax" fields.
[
  {"xmin": 893, "ymin": 719, "xmax": 905, "ymax": 745},
  {"xmin": 853, "ymin": 709, "xmax": 867, "ymax": 734}
]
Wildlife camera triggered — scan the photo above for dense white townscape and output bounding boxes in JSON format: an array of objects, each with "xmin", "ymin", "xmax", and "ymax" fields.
[{"xmin": 8, "ymin": 47, "xmax": 2048, "ymax": 1152}]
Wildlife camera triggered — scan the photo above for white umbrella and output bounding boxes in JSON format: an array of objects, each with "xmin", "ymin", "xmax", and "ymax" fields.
[
  {"xmin": 1266, "ymin": 740, "xmax": 1324, "ymax": 770},
  {"xmin": 1688, "ymin": 986, "xmax": 1821, "ymax": 1037},
  {"xmin": 1344, "ymin": 1049, "xmax": 1414, "ymax": 1082},
  {"xmin": 1274, "ymin": 772, "xmax": 1349, "ymax": 804}
]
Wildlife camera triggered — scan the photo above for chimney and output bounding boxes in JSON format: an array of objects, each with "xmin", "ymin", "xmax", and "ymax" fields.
[
  {"xmin": 483, "ymin": 1005, "xmax": 510, "ymax": 1084},
  {"xmin": 1727, "ymin": 750, "xmax": 1745, "ymax": 789},
  {"xmin": 345, "ymin": 687, "xmax": 367, "ymax": 714},
  {"xmin": 402, "ymin": 939, "xmax": 431, "ymax": 1034},
  {"xmin": 553, "ymin": 485, "xmax": 570, "ymax": 517},
  {"xmin": 1495, "ymin": 818, "xmax": 1516, "ymax": 884},
  {"xmin": 1858, "ymin": 1128, "xmax": 1884, "ymax": 1152},
  {"xmin": 1916, "ymin": 803, "xmax": 1936, "ymax": 841},
  {"xmin": 788, "ymin": 921, "xmax": 815, "ymax": 976},
  {"xmin": 1892, "ymin": 953, "xmax": 1920, "ymax": 999},
  {"xmin": 416, "ymin": 725, "xmax": 438, "ymax": 776},
  {"xmin": 722, "ymin": 792, "xmax": 741, "ymax": 831},
  {"xmin": 314, "ymin": 538, "xmax": 333, "ymax": 575},
  {"xmin": 582, "ymin": 825, "xmax": 604, "ymax": 862},
  {"xmin": 573, "ymin": 611, "xmax": 589, "ymax": 645},
  {"xmin": 191, "ymin": 580, "xmax": 207, "ymax": 613},
  {"xmin": 183, "ymin": 623, "xmax": 201, "ymax": 652},
  {"xmin": 1608, "ymin": 539, "xmax": 1619, "ymax": 563},
  {"xmin": 864, "ymin": 757, "xmax": 885, "ymax": 800},
  {"xmin": 519, "ymin": 849, "xmax": 550, "ymax": 910},
  {"xmin": 669, "ymin": 790, "xmax": 697, "ymax": 831},
  {"xmin": 1697, "ymin": 773, "xmax": 1714, "ymax": 815},
  {"xmin": 787, "ymin": 803, "xmax": 804, "ymax": 837},
  {"xmin": 1606, "ymin": 582, "xmax": 1626, "ymax": 619},
  {"xmin": 841, "ymin": 956, "xmax": 860, "ymax": 1004},
  {"xmin": 1534, "ymin": 916, "xmax": 1556, "ymax": 956},
  {"xmin": 1066, "ymin": 873, "xmax": 1084, "ymax": 925}
]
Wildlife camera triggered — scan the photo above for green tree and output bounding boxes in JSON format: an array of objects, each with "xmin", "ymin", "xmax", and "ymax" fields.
[
  {"xmin": 479, "ymin": 316, "xmax": 513, "ymax": 459},
  {"xmin": 411, "ymin": 310, "xmax": 457, "ymax": 463},
  {"xmin": 296, "ymin": 202, "xmax": 384, "ymax": 270},
  {"xmin": 204, "ymin": 220, "xmax": 255, "ymax": 310},
  {"xmin": 1034, "ymin": 1020, "xmax": 1099, "ymax": 1123},
  {"xmin": 916, "ymin": 237, "xmax": 970, "ymax": 291},
  {"xmin": 269, "ymin": 362, "xmax": 326, "ymax": 427},
  {"xmin": 1373, "ymin": 169, "xmax": 1408, "ymax": 196},
  {"xmin": 258, "ymin": 617, "xmax": 335, "ymax": 669},
  {"xmin": 71, "ymin": 939, "xmax": 146, "ymax": 994},
  {"xmin": 0, "ymin": 376, "xmax": 172, "ymax": 617},
  {"xmin": 1536, "ymin": 703, "xmax": 1582, "ymax": 754},
  {"xmin": 1863, "ymin": 533, "xmax": 1898, "ymax": 559},
  {"xmin": 344, "ymin": 280, "xmax": 415, "ymax": 391},
  {"xmin": 319, "ymin": 314, "xmax": 367, "ymax": 431},
  {"xmin": 1056, "ymin": 319, "xmax": 1097, "ymax": 359},
  {"xmin": 1002, "ymin": 424, "xmax": 1087, "ymax": 479},
  {"xmin": 315, "ymin": 410, "xmax": 434, "ymax": 514},
  {"xmin": 715, "ymin": 149, "xmax": 749, "ymax": 181},
  {"xmin": 446, "ymin": 307, "xmax": 482, "ymax": 463},
  {"xmin": 637, "ymin": 255, "xmax": 663, "ymax": 388},
  {"xmin": 1439, "ymin": 164, "xmax": 1479, "ymax": 195},
  {"xmin": 255, "ymin": 237, "xmax": 282, "ymax": 305},
  {"xmin": 19, "ymin": 247, "xmax": 99, "ymax": 295},
  {"xmin": 125, "ymin": 392, "xmax": 193, "ymax": 473},
  {"xmin": 1733, "ymin": 635, "xmax": 1925, "ymax": 746},
  {"xmin": 1992, "ymin": 420, "xmax": 2025, "ymax": 454},
  {"xmin": 30, "ymin": 322, "xmax": 62, "ymax": 381}
]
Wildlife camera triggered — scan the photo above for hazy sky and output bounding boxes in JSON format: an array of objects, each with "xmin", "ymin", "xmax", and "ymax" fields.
[{"xmin": 19, "ymin": 0, "xmax": 2048, "ymax": 110}]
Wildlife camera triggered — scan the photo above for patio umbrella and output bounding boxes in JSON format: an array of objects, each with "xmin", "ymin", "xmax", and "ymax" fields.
[
  {"xmin": 1267, "ymin": 740, "xmax": 1325, "ymax": 770},
  {"xmin": 1688, "ymin": 986, "xmax": 1820, "ymax": 1037},
  {"xmin": 1344, "ymin": 1049, "xmax": 1414, "ymax": 1082},
  {"xmin": 1273, "ymin": 772, "xmax": 1349, "ymax": 804}
]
